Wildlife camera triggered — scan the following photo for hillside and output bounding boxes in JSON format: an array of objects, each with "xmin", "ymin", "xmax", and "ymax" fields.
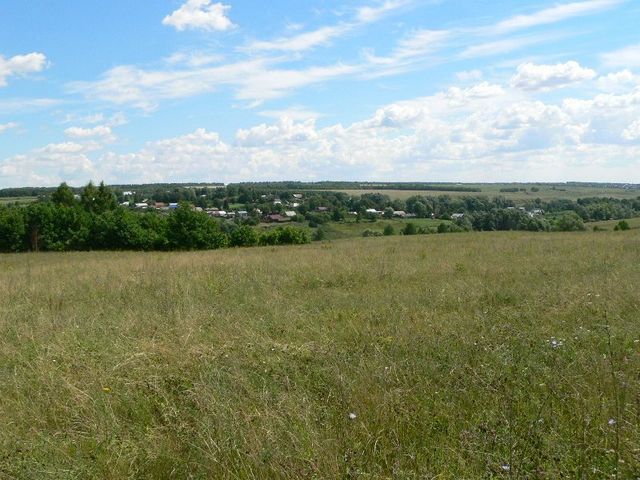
[{"xmin": 1, "ymin": 231, "xmax": 639, "ymax": 478}]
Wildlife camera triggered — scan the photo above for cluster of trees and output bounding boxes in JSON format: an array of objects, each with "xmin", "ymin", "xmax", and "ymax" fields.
[{"xmin": 0, "ymin": 183, "xmax": 309, "ymax": 253}]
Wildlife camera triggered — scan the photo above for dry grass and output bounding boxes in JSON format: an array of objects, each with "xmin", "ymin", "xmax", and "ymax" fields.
[{"xmin": 1, "ymin": 231, "xmax": 640, "ymax": 478}]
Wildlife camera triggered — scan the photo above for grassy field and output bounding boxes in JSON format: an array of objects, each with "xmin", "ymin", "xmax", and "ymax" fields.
[
  {"xmin": 327, "ymin": 184, "xmax": 640, "ymax": 201},
  {"xmin": 1, "ymin": 231, "xmax": 640, "ymax": 478},
  {"xmin": 0, "ymin": 196, "xmax": 37, "ymax": 205},
  {"xmin": 321, "ymin": 218, "xmax": 447, "ymax": 240}
]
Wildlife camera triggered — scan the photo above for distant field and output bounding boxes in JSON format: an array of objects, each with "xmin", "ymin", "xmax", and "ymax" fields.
[
  {"xmin": 327, "ymin": 184, "xmax": 640, "ymax": 201},
  {"xmin": 2, "ymin": 231, "xmax": 639, "ymax": 477},
  {"xmin": 0, "ymin": 196, "xmax": 37, "ymax": 205}
]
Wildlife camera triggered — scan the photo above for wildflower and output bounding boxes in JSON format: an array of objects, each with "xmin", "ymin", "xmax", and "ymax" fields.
[
  {"xmin": 550, "ymin": 338, "xmax": 564, "ymax": 349},
  {"xmin": 102, "ymin": 387, "xmax": 112, "ymax": 393},
  {"xmin": 501, "ymin": 463, "xmax": 510, "ymax": 472},
  {"xmin": 608, "ymin": 418, "xmax": 616, "ymax": 426},
  {"xmin": 348, "ymin": 412, "xmax": 357, "ymax": 420}
]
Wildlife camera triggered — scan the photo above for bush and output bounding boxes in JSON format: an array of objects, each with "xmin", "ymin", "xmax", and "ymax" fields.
[
  {"xmin": 362, "ymin": 229, "xmax": 382, "ymax": 237},
  {"xmin": 313, "ymin": 227, "xmax": 327, "ymax": 241},
  {"xmin": 402, "ymin": 223, "xmax": 418, "ymax": 235},
  {"xmin": 383, "ymin": 224, "xmax": 395, "ymax": 236},
  {"xmin": 615, "ymin": 220, "xmax": 630, "ymax": 231}
]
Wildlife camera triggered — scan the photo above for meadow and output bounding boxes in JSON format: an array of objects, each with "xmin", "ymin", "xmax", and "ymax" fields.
[{"xmin": 1, "ymin": 230, "xmax": 640, "ymax": 478}]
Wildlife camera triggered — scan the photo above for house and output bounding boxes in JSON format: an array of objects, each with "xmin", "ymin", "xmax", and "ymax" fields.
[
  {"xmin": 135, "ymin": 202, "xmax": 148, "ymax": 209},
  {"xmin": 168, "ymin": 203, "xmax": 179, "ymax": 209},
  {"xmin": 266, "ymin": 214, "xmax": 290, "ymax": 223},
  {"xmin": 284, "ymin": 210, "xmax": 297, "ymax": 218},
  {"xmin": 451, "ymin": 213, "xmax": 465, "ymax": 220},
  {"xmin": 273, "ymin": 199, "xmax": 283, "ymax": 205},
  {"xmin": 292, "ymin": 193, "xmax": 303, "ymax": 199},
  {"xmin": 365, "ymin": 208, "xmax": 382, "ymax": 216},
  {"xmin": 393, "ymin": 211, "xmax": 407, "ymax": 218},
  {"xmin": 317, "ymin": 206, "xmax": 329, "ymax": 212},
  {"xmin": 237, "ymin": 210, "xmax": 249, "ymax": 218},
  {"xmin": 212, "ymin": 210, "xmax": 226, "ymax": 217},
  {"xmin": 122, "ymin": 191, "xmax": 134, "ymax": 197},
  {"xmin": 155, "ymin": 202, "xmax": 167, "ymax": 209},
  {"xmin": 528, "ymin": 208, "xmax": 545, "ymax": 217}
]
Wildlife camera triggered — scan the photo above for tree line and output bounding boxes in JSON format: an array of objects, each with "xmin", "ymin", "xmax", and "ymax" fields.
[{"xmin": 0, "ymin": 183, "xmax": 309, "ymax": 253}]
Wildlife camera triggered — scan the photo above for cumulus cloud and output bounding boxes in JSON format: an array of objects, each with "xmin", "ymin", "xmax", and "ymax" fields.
[
  {"xmin": 0, "ymin": 52, "xmax": 48, "ymax": 87},
  {"xmin": 162, "ymin": 0, "xmax": 235, "ymax": 32},
  {"xmin": 511, "ymin": 61, "xmax": 596, "ymax": 91}
]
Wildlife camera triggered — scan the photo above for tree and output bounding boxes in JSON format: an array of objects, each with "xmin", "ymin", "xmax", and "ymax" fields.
[
  {"xmin": 0, "ymin": 206, "xmax": 27, "ymax": 252},
  {"xmin": 51, "ymin": 183, "xmax": 76, "ymax": 206},
  {"xmin": 383, "ymin": 224, "xmax": 395, "ymax": 236},
  {"xmin": 555, "ymin": 212, "xmax": 585, "ymax": 232},
  {"xmin": 230, "ymin": 225, "xmax": 259, "ymax": 247},
  {"xmin": 167, "ymin": 204, "xmax": 228, "ymax": 250},
  {"xmin": 80, "ymin": 181, "xmax": 99, "ymax": 212}
]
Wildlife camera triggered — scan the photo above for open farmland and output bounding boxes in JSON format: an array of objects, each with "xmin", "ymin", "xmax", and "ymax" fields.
[
  {"xmin": 1, "ymin": 231, "xmax": 640, "ymax": 478},
  {"xmin": 327, "ymin": 184, "xmax": 640, "ymax": 201}
]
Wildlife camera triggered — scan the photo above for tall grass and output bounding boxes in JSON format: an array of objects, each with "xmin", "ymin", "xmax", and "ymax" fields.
[{"xmin": 1, "ymin": 231, "xmax": 639, "ymax": 478}]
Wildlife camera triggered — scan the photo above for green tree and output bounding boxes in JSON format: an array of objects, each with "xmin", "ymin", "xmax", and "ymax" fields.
[
  {"xmin": 167, "ymin": 204, "xmax": 228, "ymax": 250},
  {"xmin": 555, "ymin": 212, "xmax": 586, "ymax": 232},
  {"xmin": 383, "ymin": 224, "xmax": 395, "ymax": 236},
  {"xmin": 0, "ymin": 206, "xmax": 27, "ymax": 252},
  {"xmin": 230, "ymin": 225, "xmax": 259, "ymax": 247},
  {"xmin": 51, "ymin": 182, "xmax": 76, "ymax": 207}
]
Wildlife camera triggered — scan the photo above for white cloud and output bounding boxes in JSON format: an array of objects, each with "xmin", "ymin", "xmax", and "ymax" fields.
[
  {"xmin": 64, "ymin": 125, "xmax": 115, "ymax": 141},
  {"xmin": 0, "ymin": 52, "xmax": 48, "ymax": 87},
  {"xmin": 459, "ymin": 34, "xmax": 553, "ymax": 59},
  {"xmin": 244, "ymin": 25, "xmax": 351, "ymax": 53},
  {"xmin": 0, "ymin": 122, "xmax": 18, "ymax": 134},
  {"xmin": 162, "ymin": 0, "xmax": 235, "ymax": 32},
  {"xmin": 511, "ymin": 61, "xmax": 596, "ymax": 91},
  {"xmin": 601, "ymin": 43, "xmax": 640, "ymax": 69},
  {"xmin": 259, "ymin": 106, "xmax": 323, "ymax": 121},
  {"xmin": 0, "ymin": 98, "xmax": 60, "ymax": 115},
  {"xmin": 596, "ymin": 70, "xmax": 640, "ymax": 92},
  {"xmin": 622, "ymin": 120, "xmax": 640, "ymax": 140},
  {"xmin": 6, "ymin": 75, "xmax": 640, "ymax": 186},
  {"xmin": 356, "ymin": 0, "xmax": 413, "ymax": 23},
  {"xmin": 164, "ymin": 51, "xmax": 224, "ymax": 67},
  {"xmin": 70, "ymin": 59, "xmax": 359, "ymax": 109},
  {"xmin": 456, "ymin": 70, "xmax": 483, "ymax": 82},
  {"xmin": 490, "ymin": 0, "xmax": 623, "ymax": 34}
]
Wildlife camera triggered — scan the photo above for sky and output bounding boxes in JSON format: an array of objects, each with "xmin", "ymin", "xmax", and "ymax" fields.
[{"xmin": 1, "ymin": 0, "xmax": 640, "ymax": 187}]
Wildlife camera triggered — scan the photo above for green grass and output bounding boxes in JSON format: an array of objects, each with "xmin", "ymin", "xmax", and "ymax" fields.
[
  {"xmin": 1, "ymin": 231, "xmax": 640, "ymax": 478},
  {"xmin": 321, "ymin": 218, "xmax": 447, "ymax": 239},
  {"xmin": 327, "ymin": 184, "xmax": 640, "ymax": 201},
  {"xmin": 588, "ymin": 217, "xmax": 640, "ymax": 230}
]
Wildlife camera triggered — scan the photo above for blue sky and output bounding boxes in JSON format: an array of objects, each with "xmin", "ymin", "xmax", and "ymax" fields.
[{"xmin": 1, "ymin": 0, "xmax": 640, "ymax": 187}]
